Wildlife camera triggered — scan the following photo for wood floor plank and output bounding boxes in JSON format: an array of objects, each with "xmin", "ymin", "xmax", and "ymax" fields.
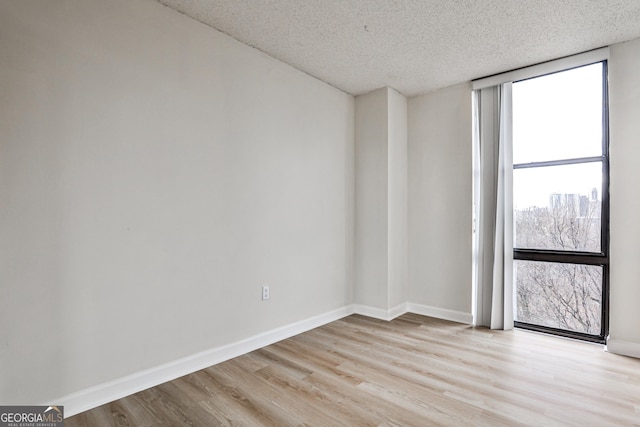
[{"xmin": 65, "ymin": 314, "xmax": 640, "ymax": 426}]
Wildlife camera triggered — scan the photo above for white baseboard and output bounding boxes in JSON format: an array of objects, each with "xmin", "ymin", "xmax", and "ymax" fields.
[
  {"xmin": 605, "ymin": 336, "xmax": 640, "ymax": 359},
  {"xmin": 354, "ymin": 302, "xmax": 472, "ymax": 325},
  {"xmin": 389, "ymin": 302, "xmax": 409, "ymax": 319},
  {"xmin": 56, "ymin": 305, "xmax": 355, "ymax": 418},
  {"xmin": 57, "ymin": 302, "xmax": 473, "ymax": 417},
  {"xmin": 353, "ymin": 303, "xmax": 407, "ymax": 321},
  {"xmin": 407, "ymin": 303, "xmax": 473, "ymax": 324}
]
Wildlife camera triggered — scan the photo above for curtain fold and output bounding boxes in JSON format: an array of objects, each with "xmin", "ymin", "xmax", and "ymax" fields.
[{"xmin": 473, "ymin": 83, "xmax": 514, "ymax": 330}]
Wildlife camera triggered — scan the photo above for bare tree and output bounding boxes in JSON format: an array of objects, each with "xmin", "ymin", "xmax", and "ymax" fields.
[{"xmin": 515, "ymin": 195, "xmax": 602, "ymax": 334}]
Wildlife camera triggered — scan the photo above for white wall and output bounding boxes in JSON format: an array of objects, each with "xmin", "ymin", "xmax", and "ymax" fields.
[
  {"xmin": 0, "ymin": 0, "xmax": 354, "ymax": 406},
  {"xmin": 608, "ymin": 37, "xmax": 640, "ymax": 358},
  {"xmin": 387, "ymin": 89, "xmax": 409, "ymax": 308},
  {"xmin": 408, "ymin": 83, "xmax": 473, "ymax": 317},
  {"xmin": 354, "ymin": 87, "xmax": 408, "ymax": 315},
  {"xmin": 354, "ymin": 89, "xmax": 389, "ymax": 309}
]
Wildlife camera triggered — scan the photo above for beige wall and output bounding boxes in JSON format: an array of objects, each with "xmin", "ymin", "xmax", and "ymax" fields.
[{"xmin": 0, "ymin": 0, "xmax": 354, "ymax": 405}]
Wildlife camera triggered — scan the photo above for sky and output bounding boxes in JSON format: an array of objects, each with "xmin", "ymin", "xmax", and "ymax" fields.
[{"xmin": 512, "ymin": 62, "xmax": 604, "ymax": 210}]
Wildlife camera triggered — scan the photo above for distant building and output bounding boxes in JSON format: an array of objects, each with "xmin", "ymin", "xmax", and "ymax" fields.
[
  {"xmin": 580, "ymin": 195, "xmax": 590, "ymax": 217},
  {"xmin": 549, "ymin": 193, "xmax": 580, "ymax": 217},
  {"xmin": 549, "ymin": 189, "xmax": 600, "ymax": 219}
]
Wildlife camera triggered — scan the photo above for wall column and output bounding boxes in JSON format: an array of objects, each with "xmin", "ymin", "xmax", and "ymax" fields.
[{"xmin": 354, "ymin": 87, "xmax": 408, "ymax": 319}]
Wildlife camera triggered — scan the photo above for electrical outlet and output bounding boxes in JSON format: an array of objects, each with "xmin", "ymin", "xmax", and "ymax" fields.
[{"xmin": 261, "ymin": 285, "xmax": 270, "ymax": 301}]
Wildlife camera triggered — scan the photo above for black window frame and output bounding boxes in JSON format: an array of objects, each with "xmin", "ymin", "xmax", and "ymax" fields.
[{"xmin": 512, "ymin": 60, "xmax": 610, "ymax": 344}]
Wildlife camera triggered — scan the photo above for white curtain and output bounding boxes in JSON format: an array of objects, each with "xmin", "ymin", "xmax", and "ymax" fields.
[{"xmin": 472, "ymin": 83, "xmax": 514, "ymax": 330}]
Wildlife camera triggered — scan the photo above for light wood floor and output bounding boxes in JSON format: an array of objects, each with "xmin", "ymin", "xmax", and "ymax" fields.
[{"xmin": 66, "ymin": 314, "xmax": 640, "ymax": 426}]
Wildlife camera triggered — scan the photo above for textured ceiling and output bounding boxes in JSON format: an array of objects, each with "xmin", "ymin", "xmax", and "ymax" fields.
[{"xmin": 156, "ymin": 0, "xmax": 640, "ymax": 96}]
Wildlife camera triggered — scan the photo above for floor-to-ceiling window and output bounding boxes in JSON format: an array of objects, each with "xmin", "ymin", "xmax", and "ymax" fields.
[{"xmin": 512, "ymin": 62, "xmax": 609, "ymax": 342}]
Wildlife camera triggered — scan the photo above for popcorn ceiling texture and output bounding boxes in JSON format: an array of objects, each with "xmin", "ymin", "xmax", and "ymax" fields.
[{"xmin": 156, "ymin": 0, "xmax": 640, "ymax": 96}]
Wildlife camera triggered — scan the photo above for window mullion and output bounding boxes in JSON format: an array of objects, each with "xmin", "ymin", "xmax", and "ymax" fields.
[{"xmin": 514, "ymin": 156, "xmax": 604, "ymax": 169}]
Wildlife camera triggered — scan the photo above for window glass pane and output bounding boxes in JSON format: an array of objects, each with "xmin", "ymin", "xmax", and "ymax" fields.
[
  {"xmin": 513, "ymin": 63, "xmax": 603, "ymax": 164},
  {"xmin": 514, "ymin": 162, "xmax": 602, "ymax": 252},
  {"xmin": 515, "ymin": 261, "xmax": 602, "ymax": 335}
]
